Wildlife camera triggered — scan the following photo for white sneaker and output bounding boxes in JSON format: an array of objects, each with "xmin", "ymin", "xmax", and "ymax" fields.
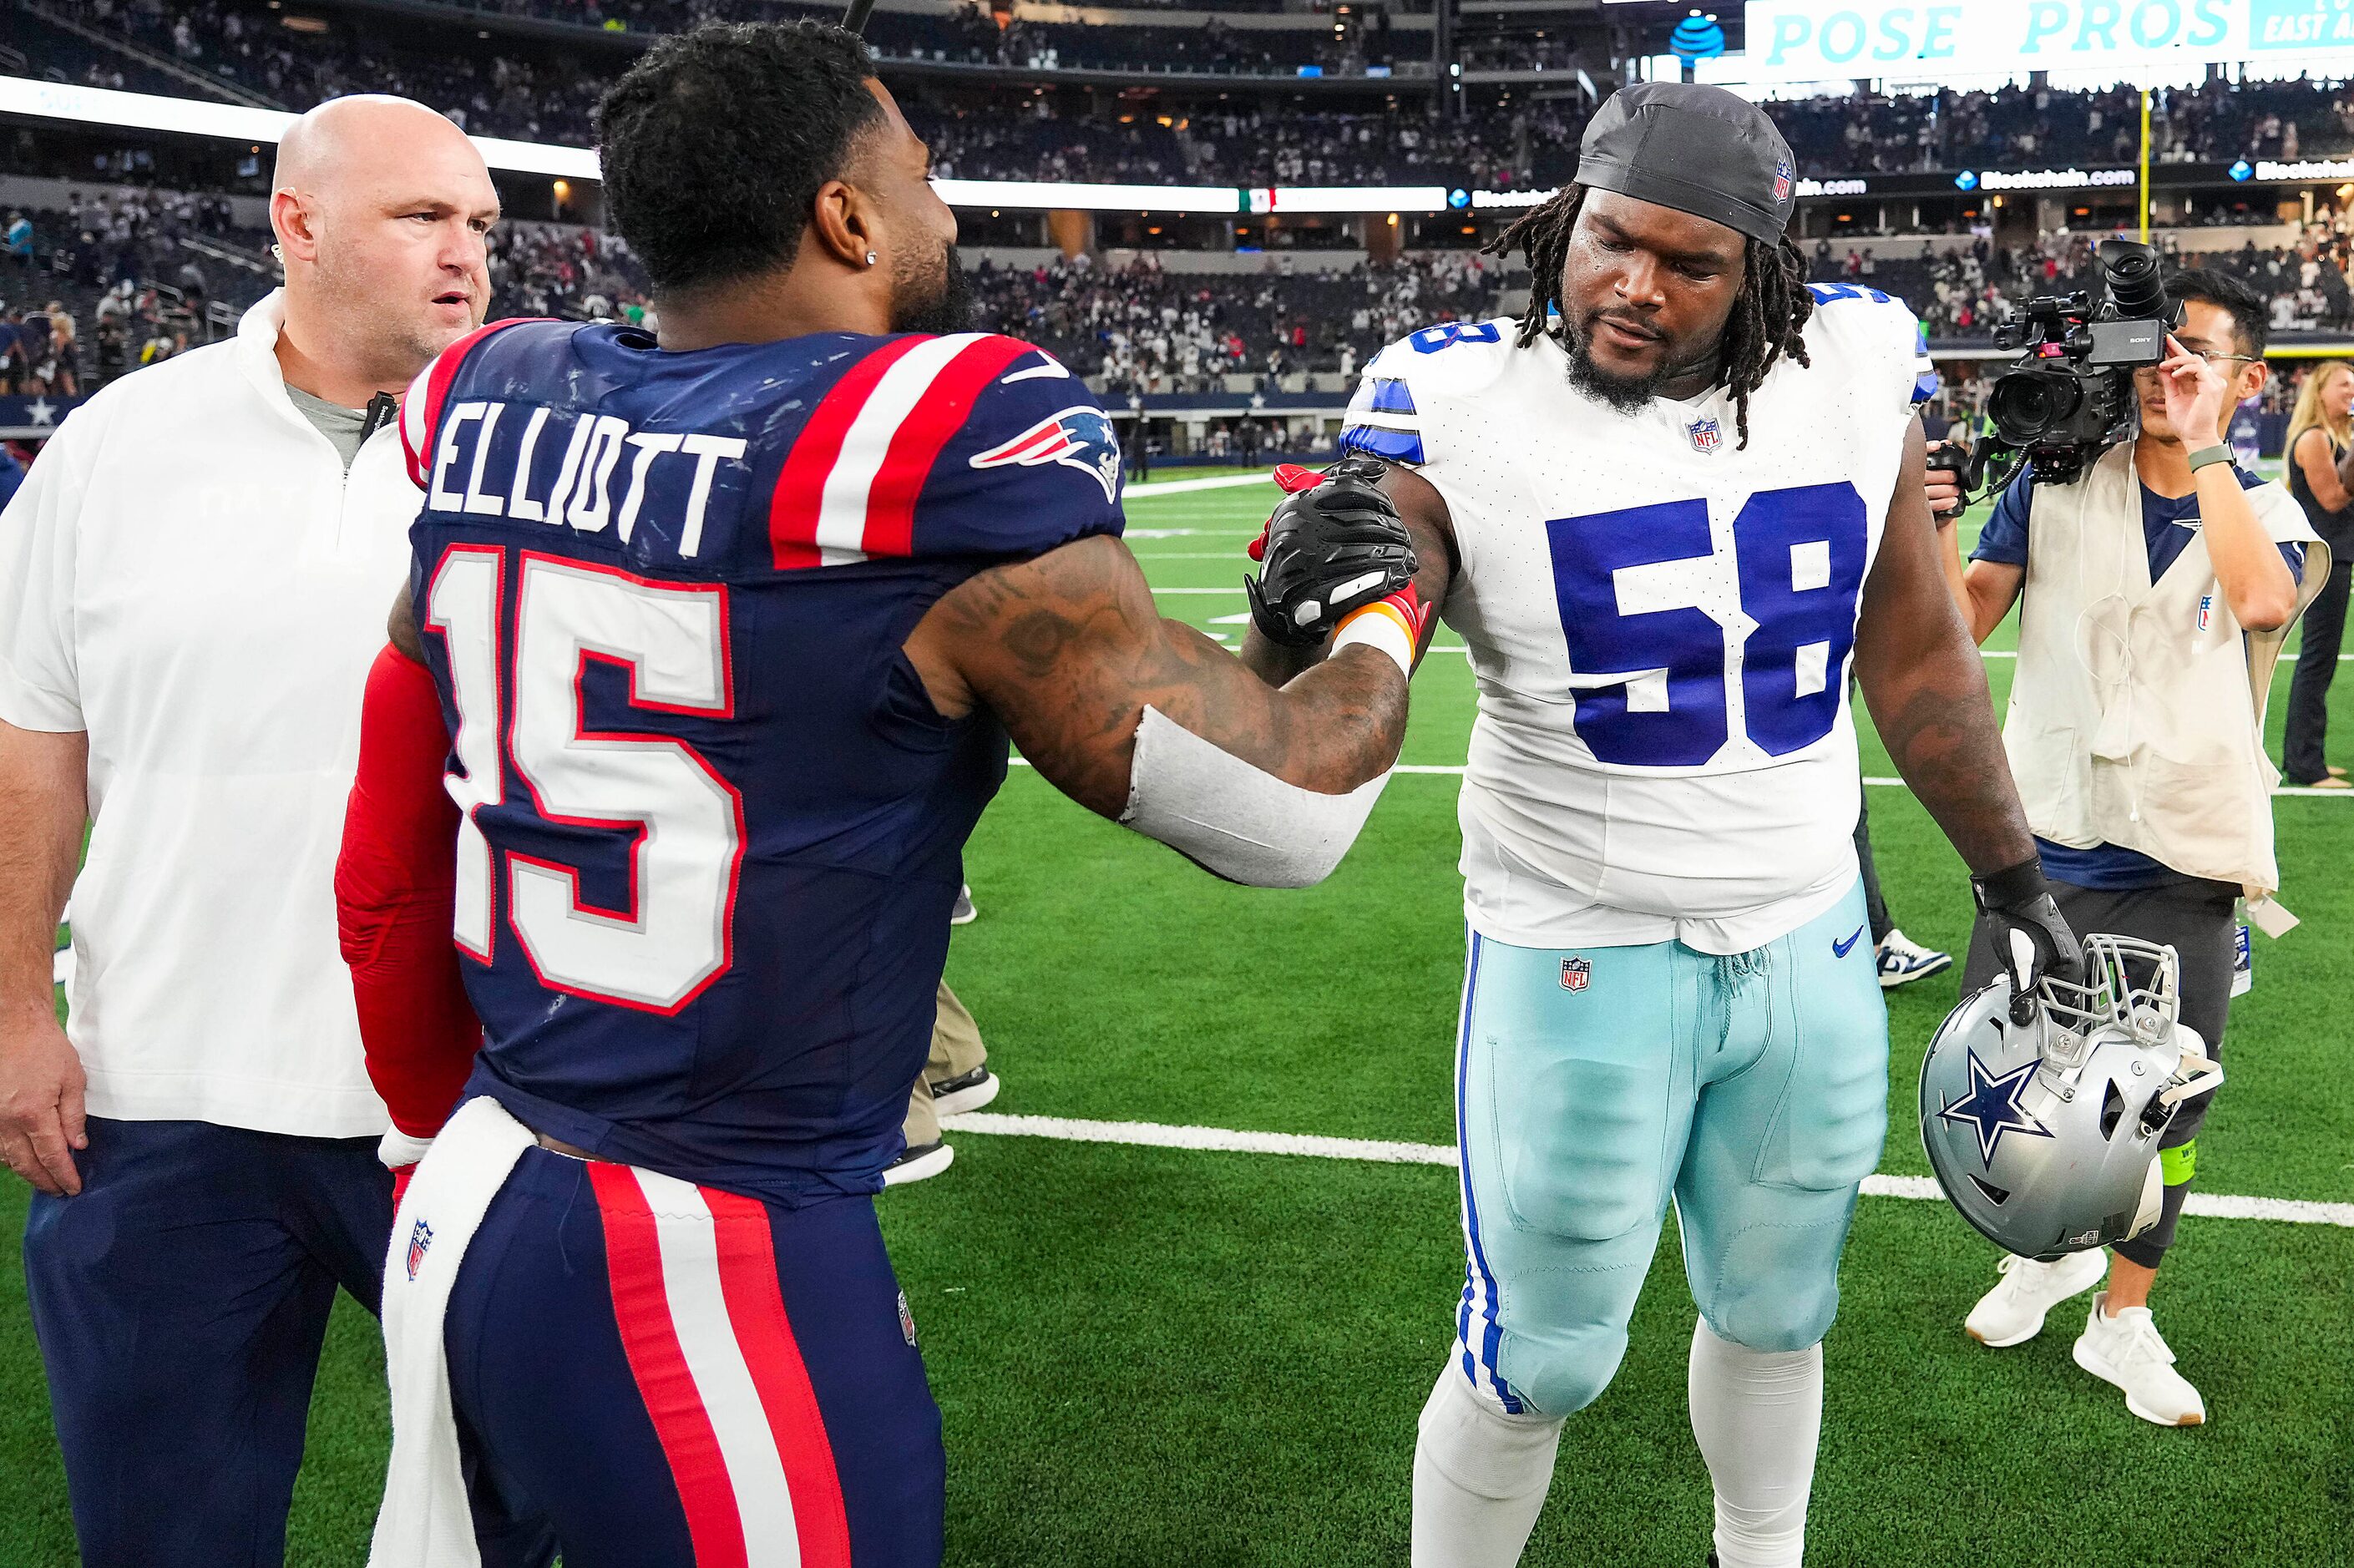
[
  {"xmin": 1875, "ymin": 928, "xmax": 1954, "ymax": 989},
  {"xmin": 929, "ymin": 1065, "xmax": 1001, "ymax": 1119},
  {"xmin": 882, "ymin": 1140, "xmax": 954, "ymax": 1186},
  {"xmin": 1964, "ymin": 1248, "xmax": 2108, "ymax": 1348},
  {"xmin": 2073, "ymin": 1293, "xmax": 2206, "ymax": 1427}
]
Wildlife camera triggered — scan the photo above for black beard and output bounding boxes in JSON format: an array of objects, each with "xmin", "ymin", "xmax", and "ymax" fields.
[
  {"xmin": 1561, "ymin": 311, "xmax": 1673, "ymax": 413},
  {"xmin": 889, "ymin": 241, "xmax": 975, "ymax": 336}
]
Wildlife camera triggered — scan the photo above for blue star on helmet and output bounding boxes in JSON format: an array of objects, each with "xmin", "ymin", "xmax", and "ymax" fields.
[{"xmin": 1938, "ymin": 1048, "xmax": 2053, "ymax": 1166}]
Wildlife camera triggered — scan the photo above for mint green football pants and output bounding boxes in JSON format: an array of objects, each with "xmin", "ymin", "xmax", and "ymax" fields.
[{"xmin": 1447, "ymin": 883, "xmax": 1889, "ymax": 1418}]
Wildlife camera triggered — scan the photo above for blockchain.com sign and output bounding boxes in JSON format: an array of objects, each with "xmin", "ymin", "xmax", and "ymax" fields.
[{"xmin": 1744, "ymin": 1, "xmax": 2354, "ymax": 83}]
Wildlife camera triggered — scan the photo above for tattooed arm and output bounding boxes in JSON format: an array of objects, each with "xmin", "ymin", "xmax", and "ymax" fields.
[
  {"xmin": 1854, "ymin": 417, "xmax": 2038, "ymax": 874},
  {"xmin": 1239, "ymin": 462, "xmax": 1461, "ymax": 685},
  {"xmin": 903, "ymin": 533, "xmax": 1408, "ymax": 817}
]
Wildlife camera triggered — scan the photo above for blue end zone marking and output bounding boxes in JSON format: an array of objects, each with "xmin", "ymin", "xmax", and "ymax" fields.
[
  {"xmin": 1367, "ymin": 377, "xmax": 1418, "ymax": 415},
  {"xmin": 1342, "ymin": 424, "xmax": 1425, "ymax": 464}
]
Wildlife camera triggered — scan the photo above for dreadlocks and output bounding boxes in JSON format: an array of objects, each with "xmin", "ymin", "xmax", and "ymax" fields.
[{"xmin": 1481, "ymin": 184, "xmax": 1815, "ymax": 449}]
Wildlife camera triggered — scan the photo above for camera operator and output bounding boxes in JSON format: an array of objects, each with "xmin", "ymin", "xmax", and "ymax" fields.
[{"xmin": 1923, "ymin": 269, "xmax": 2319, "ymax": 1429}]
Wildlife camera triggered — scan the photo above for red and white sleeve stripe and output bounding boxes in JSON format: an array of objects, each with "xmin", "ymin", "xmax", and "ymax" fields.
[{"xmin": 767, "ymin": 332, "xmax": 1034, "ymax": 569}]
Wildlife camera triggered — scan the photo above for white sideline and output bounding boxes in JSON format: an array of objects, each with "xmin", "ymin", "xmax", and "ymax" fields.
[
  {"xmin": 941, "ymin": 1112, "xmax": 2354, "ymax": 1229},
  {"xmin": 1126, "ymin": 473, "xmax": 1278, "ymax": 498}
]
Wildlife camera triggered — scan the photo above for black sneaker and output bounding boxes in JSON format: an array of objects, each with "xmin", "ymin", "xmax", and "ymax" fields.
[
  {"xmin": 882, "ymin": 1140, "xmax": 954, "ymax": 1186},
  {"xmin": 929, "ymin": 1065, "xmax": 1001, "ymax": 1119},
  {"xmin": 950, "ymin": 884, "xmax": 977, "ymax": 924}
]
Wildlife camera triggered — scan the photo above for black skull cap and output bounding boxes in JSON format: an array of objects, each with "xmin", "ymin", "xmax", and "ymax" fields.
[{"xmin": 1577, "ymin": 81, "xmax": 1799, "ymax": 246}]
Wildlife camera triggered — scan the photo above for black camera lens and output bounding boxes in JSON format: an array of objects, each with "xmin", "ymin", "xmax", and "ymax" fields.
[
  {"xmin": 1989, "ymin": 367, "xmax": 2084, "ymax": 442},
  {"xmin": 2097, "ymin": 239, "xmax": 2172, "ymax": 323}
]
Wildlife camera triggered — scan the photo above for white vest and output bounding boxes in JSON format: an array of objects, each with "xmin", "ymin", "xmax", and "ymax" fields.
[{"xmin": 2005, "ymin": 442, "xmax": 2316, "ymax": 893}]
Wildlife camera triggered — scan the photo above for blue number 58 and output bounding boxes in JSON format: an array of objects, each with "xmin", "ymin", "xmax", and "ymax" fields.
[{"xmin": 1543, "ymin": 483, "xmax": 1869, "ymax": 767}]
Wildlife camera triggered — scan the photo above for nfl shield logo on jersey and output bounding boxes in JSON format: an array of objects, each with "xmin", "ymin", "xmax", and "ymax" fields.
[
  {"xmin": 1561, "ymin": 956, "xmax": 1592, "ymax": 993},
  {"xmin": 1687, "ymin": 417, "xmax": 1724, "ymax": 454},
  {"xmin": 405, "ymin": 1218, "xmax": 433, "ymax": 1282}
]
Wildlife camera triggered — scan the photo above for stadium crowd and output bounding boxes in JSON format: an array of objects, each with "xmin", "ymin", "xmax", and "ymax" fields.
[
  {"xmin": 966, "ymin": 248, "xmax": 1506, "ymax": 388},
  {"xmin": 1775, "ymin": 74, "xmax": 2354, "ymax": 176},
  {"xmin": 1826, "ymin": 221, "xmax": 2354, "ymax": 344},
  {"xmin": 20, "ymin": 180, "xmax": 2354, "ymax": 404},
  {"xmin": 917, "ymin": 99, "xmax": 1584, "ymax": 190},
  {"xmin": 19, "ymin": 0, "xmax": 2354, "ymax": 181}
]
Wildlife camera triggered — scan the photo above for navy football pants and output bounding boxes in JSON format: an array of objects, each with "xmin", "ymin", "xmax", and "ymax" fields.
[
  {"xmin": 22, "ymin": 1117, "xmax": 553, "ymax": 1567},
  {"xmin": 443, "ymin": 1146, "xmax": 945, "ymax": 1566}
]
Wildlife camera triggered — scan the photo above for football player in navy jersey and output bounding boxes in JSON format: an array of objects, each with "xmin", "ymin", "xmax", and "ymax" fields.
[{"xmin": 336, "ymin": 21, "xmax": 1426, "ymax": 1566}]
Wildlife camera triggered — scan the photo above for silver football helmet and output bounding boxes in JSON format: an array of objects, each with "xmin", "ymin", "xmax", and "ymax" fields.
[{"xmin": 1919, "ymin": 933, "xmax": 2223, "ymax": 1261}]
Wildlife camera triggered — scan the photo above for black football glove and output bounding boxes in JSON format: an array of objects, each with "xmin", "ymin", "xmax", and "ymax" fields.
[
  {"xmin": 1926, "ymin": 438, "xmax": 1972, "ymax": 524},
  {"xmin": 1243, "ymin": 457, "xmax": 1419, "ymax": 648},
  {"xmin": 1972, "ymin": 857, "xmax": 2086, "ymax": 1024}
]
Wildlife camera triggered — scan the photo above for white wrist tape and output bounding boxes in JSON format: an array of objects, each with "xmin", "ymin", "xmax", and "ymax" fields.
[
  {"xmin": 379, "ymin": 1128, "xmax": 435, "ymax": 1171},
  {"xmin": 1329, "ymin": 595, "xmax": 1419, "ymax": 679},
  {"xmin": 1118, "ymin": 706, "xmax": 1390, "ymax": 888}
]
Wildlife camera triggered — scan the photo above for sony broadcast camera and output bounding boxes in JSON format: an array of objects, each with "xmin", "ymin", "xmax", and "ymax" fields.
[{"xmin": 1946, "ymin": 239, "xmax": 2182, "ymax": 498}]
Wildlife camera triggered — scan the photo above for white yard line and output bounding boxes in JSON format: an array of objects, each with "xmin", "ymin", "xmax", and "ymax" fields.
[
  {"xmin": 1008, "ymin": 757, "xmax": 2346, "ymax": 794},
  {"xmin": 941, "ymin": 1112, "xmax": 2354, "ymax": 1229}
]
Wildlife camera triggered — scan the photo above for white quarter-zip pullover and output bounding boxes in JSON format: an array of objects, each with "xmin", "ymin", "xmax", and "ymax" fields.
[{"xmin": 0, "ymin": 291, "xmax": 419, "ymax": 1136}]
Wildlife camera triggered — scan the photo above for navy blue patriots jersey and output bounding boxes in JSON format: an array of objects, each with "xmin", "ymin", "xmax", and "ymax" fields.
[{"xmin": 397, "ymin": 320, "xmax": 1123, "ymax": 1204}]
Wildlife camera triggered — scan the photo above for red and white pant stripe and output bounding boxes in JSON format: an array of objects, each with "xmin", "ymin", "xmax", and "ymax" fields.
[{"xmin": 589, "ymin": 1163, "xmax": 853, "ymax": 1568}]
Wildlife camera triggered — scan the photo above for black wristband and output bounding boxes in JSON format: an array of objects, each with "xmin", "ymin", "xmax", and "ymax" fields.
[{"xmin": 1971, "ymin": 855, "xmax": 2049, "ymax": 913}]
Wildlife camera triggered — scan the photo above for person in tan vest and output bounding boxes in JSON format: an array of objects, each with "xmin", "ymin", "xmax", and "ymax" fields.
[{"xmin": 1924, "ymin": 269, "xmax": 2320, "ymax": 1429}]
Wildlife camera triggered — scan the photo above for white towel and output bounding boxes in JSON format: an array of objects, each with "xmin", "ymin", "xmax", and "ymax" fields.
[{"xmin": 370, "ymin": 1095, "xmax": 536, "ymax": 1568}]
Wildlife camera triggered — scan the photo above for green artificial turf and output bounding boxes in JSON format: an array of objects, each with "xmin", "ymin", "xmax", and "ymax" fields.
[{"xmin": 0, "ymin": 476, "xmax": 2347, "ymax": 1566}]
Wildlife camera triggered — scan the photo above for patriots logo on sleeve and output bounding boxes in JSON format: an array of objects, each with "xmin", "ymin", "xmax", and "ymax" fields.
[{"xmin": 969, "ymin": 404, "xmax": 1122, "ymax": 504}]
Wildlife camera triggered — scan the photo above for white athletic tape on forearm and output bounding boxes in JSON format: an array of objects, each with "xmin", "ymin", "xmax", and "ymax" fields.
[
  {"xmin": 1119, "ymin": 706, "xmax": 1389, "ymax": 888},
  {"xmin": 1330, "ymin": 597, "xmax": 1417, "ymax": 680}
]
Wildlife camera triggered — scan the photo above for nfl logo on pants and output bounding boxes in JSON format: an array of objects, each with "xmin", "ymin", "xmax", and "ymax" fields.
[
  {"xmin": 405, "ymin": 1218, "xmax": 433, "ymax": 1281},
  {"xmin": 1561, "ymin": 956, "xmax": 1592, "ymax": 993}
]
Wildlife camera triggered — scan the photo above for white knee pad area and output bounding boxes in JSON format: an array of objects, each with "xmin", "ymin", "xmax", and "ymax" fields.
[
  {"xmin": 1688, "ymin": 1319, "xmax": 1823, "ymax": 1568},
  {"xmin": 1410, "ymin": 1366, "xmax": 1565, "ymax": 1568}
]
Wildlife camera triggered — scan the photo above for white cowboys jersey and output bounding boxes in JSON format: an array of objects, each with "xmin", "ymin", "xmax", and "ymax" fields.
[{"xmin": 1343, "ymin": 291, "xmax": 1933, "ymax": 953}]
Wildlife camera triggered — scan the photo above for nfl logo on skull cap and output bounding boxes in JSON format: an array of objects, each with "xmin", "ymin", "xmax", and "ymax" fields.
[
  {"xmin": 1688, "ymin": 417, "xmax": 1723, "ymax": 454},
  {"xmin": 405, "ymin": 1218, "xmax": 433, "ymax": 1282},
  {"xmin": 1561, "ymin": 956, "xmax": 1592, "ymax": 993},
  {"xmin": 1773, "ymin": 158, "xmax": 1794, "ymax": 203}
]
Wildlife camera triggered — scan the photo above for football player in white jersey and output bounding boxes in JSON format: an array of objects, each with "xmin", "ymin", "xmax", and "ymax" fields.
[{"xmin": 1243, "ymin": 84, "xmax": 2083, "ymax": 1568}]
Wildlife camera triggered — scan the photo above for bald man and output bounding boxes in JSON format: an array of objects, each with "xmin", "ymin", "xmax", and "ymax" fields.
[{"xmin": 0, "ymin": 98, "xmax": 551, "ymax": 1565}]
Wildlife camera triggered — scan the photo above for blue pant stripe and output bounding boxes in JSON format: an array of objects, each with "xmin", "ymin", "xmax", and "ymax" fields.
[{"xmin": 1454, "ymin": 930, "xmax": 1521, "ymax": 1412}]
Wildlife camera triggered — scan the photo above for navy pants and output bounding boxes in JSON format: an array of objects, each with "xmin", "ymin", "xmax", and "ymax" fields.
[
  {"xmin": 443, "ymin": 1146, "xmax": 945, "ymax": 1565},
  {"xmin": 22, "ymin": 1118, "xmax": 553, "ymax": 1567}
]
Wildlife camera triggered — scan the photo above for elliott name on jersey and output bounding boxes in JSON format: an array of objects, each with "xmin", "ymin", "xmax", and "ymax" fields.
[{"xmin": 1340, "ymin": 288, "xmax": 1935, "ymax": 955}]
